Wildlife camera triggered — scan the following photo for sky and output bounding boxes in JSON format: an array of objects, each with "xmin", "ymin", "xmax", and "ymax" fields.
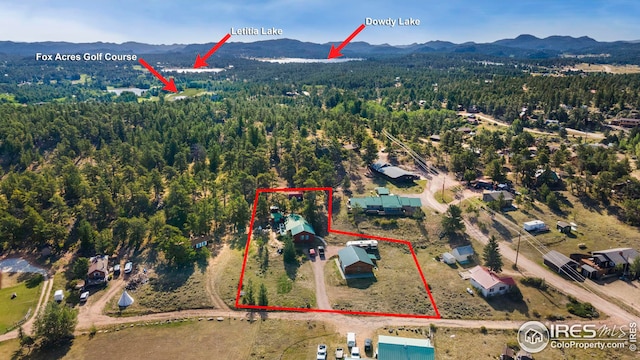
[{"xmin": 1, "ymin": 0, "xmax": 639, "ymax": 45}]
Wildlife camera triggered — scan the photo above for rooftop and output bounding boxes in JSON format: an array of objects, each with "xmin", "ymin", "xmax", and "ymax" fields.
[
  {"xmin": 338, "ymin": 246, "xmax": 375, "ymax": 268},
  {"xmin": 377, "ymin": 335, "xmax": 435, "ymax": 360},
  {"xmin": 370, "ymin": 161, "xmax": 419, "ymax": 179},
  {"xmin": 469, "ymin": 265, "xmax": 515, "ymax": 289},
  {"xmin": 593, "ymin": 248, "xmax": 638, "ymax": 265},
  {"xmin": 284, "ymin": 214, "xmax": 315, "ymax": 236},
  {"xmin": 483, "ymin": 190, "xmax": 514, "ymax": 202}
]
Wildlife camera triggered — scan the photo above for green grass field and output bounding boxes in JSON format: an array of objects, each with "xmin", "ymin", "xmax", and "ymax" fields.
[
  {"xmin": 324, "ymin": 241, "xmax": 436, "ymax": 315},
  {"xmin": 0, "ymin": 273, "xmax": 43, "ymax": 333},
  {"xmin": 241, "ymin": 234, "xmax": 317, "ymax": 308}
]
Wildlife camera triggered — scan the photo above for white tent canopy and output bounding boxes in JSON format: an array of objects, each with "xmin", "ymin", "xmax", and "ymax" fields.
[{"xmin": 118, "ymin": 290, "xmax": 134, "ymax": 307}]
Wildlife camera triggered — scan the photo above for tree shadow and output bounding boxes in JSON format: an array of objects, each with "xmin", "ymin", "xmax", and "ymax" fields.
[
  {"xmin": 150, "ymin": 263, "xmax": 195, "ymax": 292},
  {"xmin": 485, "ymin": 295, "xmax": 530, "ymax": 317},
  {"xmin": 19, "ymin": 273, "xmax": 45, "ymax": 288},
  {"xmin": 332, "ymin": 195, "xmax": 342, "ymax": 216},
  {"xmin": 20, "ymin": 339, "xmax": 74, "ymax": 360},
  {"xmin": 345, "ymin": 276, "xmax": 377, "ymax": 289},
  {"xmin": 284, "ymin": 261, "xmax": 299, "ymax": 281},
  {"xmin": 579, "ymin": 196, "xmax": 603, "ymax": 214},
  {"xmin": 556, "ymin": 193, "xmax": 574, "ymax": 209},
  {"xmin": 229, "ymin": 233, "xmax": 248, "ymax": 250}
]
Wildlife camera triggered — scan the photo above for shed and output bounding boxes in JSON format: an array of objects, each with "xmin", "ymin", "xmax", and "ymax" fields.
[
  {"xmin": 556, "ymin": 221, "xmax": 571, "ymax": 234},
  {"xmin": 452, "ymin": 245, "xmax": 474, "ymax": 264},
  {"xmin": 543, "ymin": 250, "xmax": 579, "ymax": 274},
  {"xmin": 375, "ymin": 187, "xmax": 391, "ymax": 196},
  {"xmin": 338, "ymin": 246, "xmax": 375, "ymax": 275},
  {"xmin": 580, "ymin": 264, "xmax": 598, "ymax": 279},
  {"xmin": 442, "ymin": 252, "xmax": 456, "ymax": 265}
]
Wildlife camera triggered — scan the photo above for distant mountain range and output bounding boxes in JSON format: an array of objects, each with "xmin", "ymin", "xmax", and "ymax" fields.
[{"xmin": 1, "ymin": 34, "xmax": 639, "ymax": 60}]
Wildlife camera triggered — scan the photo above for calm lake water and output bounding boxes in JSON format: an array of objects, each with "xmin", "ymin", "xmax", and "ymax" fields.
[
  {"xmin": 251, "ymin": 57, "xmax": 363, "ymax": 64},
  {"xmin": 107, "ymin": 87, "xmax": 147, "ymax": 96}
]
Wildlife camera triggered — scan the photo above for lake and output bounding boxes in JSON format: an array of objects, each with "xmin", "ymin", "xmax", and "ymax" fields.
[
  {"xmin": 251, "ymin": 57, "xmax": 363, "ymax": 64},
  {"xmin": 162, "ymin": 68, "xmax": 226, "ymax": 73},
  {"xmin": 108, "ymin": 87, "xmax": 147, "ymax": 96}
]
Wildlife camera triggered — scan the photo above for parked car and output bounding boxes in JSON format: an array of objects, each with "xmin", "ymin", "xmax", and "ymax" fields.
[
  {"xmin": 309, "ymin": 248, "xmax": 316, "ymax": 257},
  {"xmin": 317, "ymin": 246, "xmax": 325, "ymax": 256},
  {"xmin": 79, "ymin": 291, "xmax": 90, "ymax": 302},
  {"xmin": 350, "ymin": 346, "xmax": 361, "ymax": 359},
  {"xmin": 364, "ymin": 338, "xmax": 372, "ymax": 352},
  {"xmin": 335, "ymin": 347, "xmax": 344, "ymax": 359},
  {"xmin": 347, "ymin": 332, "xmax": 356, "ymax": 347},
  {"xmin": 124, "ymin": 261, "xmax": 133, "ymax": 274},
  {"xmin": 316, "ymin": 344, "xmax": 327, "ymax": 360},
  {"xmin": 113, "ymin": 264, "xmax": 121, "ymax": 276}
]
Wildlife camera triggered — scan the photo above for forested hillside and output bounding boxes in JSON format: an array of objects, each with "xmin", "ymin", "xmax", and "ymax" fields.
[{"xmin": 2, "ymin": 52, "xmax": 640, "ymax": 260}]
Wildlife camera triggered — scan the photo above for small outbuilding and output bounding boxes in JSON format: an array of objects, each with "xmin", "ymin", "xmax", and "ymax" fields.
[
  {"xmin": 442, "ymin": 252, "xmax": 456, "ymax": 265},
  {"xmin": 556, "ymin": 221, "xmax": 571, "ymax": 234},
  {"xmin": 338, "ymin": 246, "xmax": 375, "ymax": 276},
  {"xmin": 452, "ymin": 245, "xmax": 475, "ymax": 264}
]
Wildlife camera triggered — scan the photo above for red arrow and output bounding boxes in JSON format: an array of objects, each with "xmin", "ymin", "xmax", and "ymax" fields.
[
  {"xmin": 138, "ymin": 58, "xmax": 177, "ymax": 93},
  {"xmin": 328, "ymin": 24, "xmax": 366, "ymax": 59},
  {"xmin": 194, "ymin": 33, "xmax": 231, "ymax": 68}
]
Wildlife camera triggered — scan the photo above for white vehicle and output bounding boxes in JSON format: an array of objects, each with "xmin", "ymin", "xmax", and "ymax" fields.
[
  {"xmin": 80, "ymin": 291, "xmax": 90, "ymax": 302},
  {"xmin": 54, "ymin": 289, "xmax": 64, "ymax": 302},
  {"xmin": 350, "ymin": 346, "xmax": 361, "ymax": 359},
  {"xmin": 335, "ymin": 347, "xmax": 344, "ymax": 359},
  {"xmin": 124, "ymin": 261, "xmax": 133, "ymax": 274},
  {"xmin": 347, "ymin": 332, "xmax": 356, "ymax": 348},
  {"xmin": 316, "ymin": 344, "xmax": 327, "ymax": 360}
]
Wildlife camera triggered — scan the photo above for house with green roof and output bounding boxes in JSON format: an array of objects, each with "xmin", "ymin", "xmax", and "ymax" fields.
[
  {"xmin": 338, "ymin": 246, "xmax": 375, "ymax": 276},
  {"xmin": 377, "ymin": 335, "xmax": 435, "ymax": 360},
  {"xmin": 347, "ymin": 195, "xmax": 422, "ymax": 216},
  {"xmin": 284, "ymin": 214, "xmax": 315, "ymax": 243}
]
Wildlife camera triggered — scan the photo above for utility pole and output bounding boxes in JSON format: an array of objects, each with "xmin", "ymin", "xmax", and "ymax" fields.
[{"xmin": 515, "ymin": 231, "xmax": 521, "ymax": 269}]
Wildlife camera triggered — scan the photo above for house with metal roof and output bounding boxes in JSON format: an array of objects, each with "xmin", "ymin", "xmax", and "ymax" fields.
[
  {"xmin": 369, "ymin": 162, "xmax": 420, "ymax": 182},
  {"xmin": 338, "ymin": 246, "xmax": 375, "ymax": 276},
  {"xmin": 377, "ymin": 335, "xmax": 435, "ymax": 360},
  {"xmin": 284, "ymin": 214, "xmax": 315, "ymax": 243},
  {"xmin": 451, "ymin": 245, "xmax": 474, "ymax": 264},
  {"xmin": 482, "ymin": 191, "xmax": 514, "ymax": 207},
  {"xmin": 468, "ymin": 265, "xmax": 515, "ymax": 297},
  {"xmin": 347, "ymin": 195, "xmax": 422, "ymax": 216}
]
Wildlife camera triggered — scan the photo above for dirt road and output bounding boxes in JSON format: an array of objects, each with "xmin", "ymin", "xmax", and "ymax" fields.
[
  {"xmin": 76, "ymin": 276, "xmax": 126, "ymax": 329},
  {"xmin": 205, "ymin": 244, "xmax": 232, "ymax": 311},
  {"xmin": 470, "ymin": 112, "xmax": 605, "ymax": 140},
  {"xmin": 405, "ymin": 169, "xmax": 640, "ymax": 326}
]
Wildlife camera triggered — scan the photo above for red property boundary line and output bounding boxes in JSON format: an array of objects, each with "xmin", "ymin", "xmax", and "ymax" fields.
[{"xmin": 234, "ymin": 187, "xmax": 441, "ymax": 319}]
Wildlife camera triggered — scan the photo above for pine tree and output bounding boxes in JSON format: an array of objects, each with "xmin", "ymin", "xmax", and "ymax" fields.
[
  {"xmin": 258, "ymin": 283, "xmax": 268, "ymax": 306},
  {"xmin": 483, "ymin": 235, "xmax": 503, "ymax": 272},
  {"xmin": 243, "ymin": 279, "xmax": 255, "ymax": 305}
]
